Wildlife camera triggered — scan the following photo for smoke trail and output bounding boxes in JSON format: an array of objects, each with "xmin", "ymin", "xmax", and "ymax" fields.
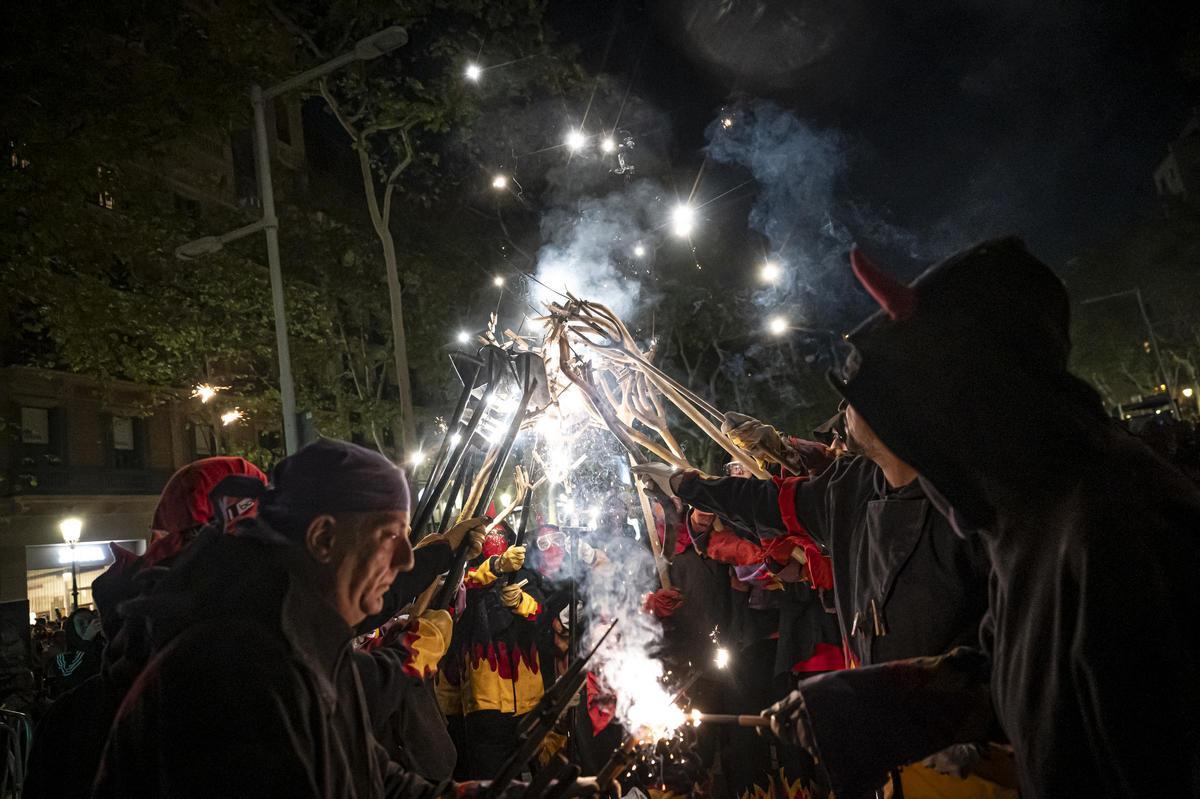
[
  {"xmin": 704, "ymin": 100, "xmax": 946, "ymax": 325},
  {"xmin": 533, "ymin": 181, "xmax": 666, "ymax": 318}
]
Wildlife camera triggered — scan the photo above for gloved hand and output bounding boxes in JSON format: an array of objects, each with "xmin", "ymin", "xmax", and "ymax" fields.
[
  {"xmin": 642, "ymin": 587, "xmax": 683, "ymax": 619},
  {"xmin": 499, "ymin": 583, "xmax": 525, "ymax": 608},
  {"xmin": 631, "ymin": 463, "xmax": 681, "ymax": 500},
  {"xmin": 762, "ymin": 689, "xmax": 818, "ymax": 754},
  {"xmin": 419, "ymin": 608, "xmax": 454, "ymax": 643},
  {"xmin": 445, "ymin": 516, "xmax": 488, "ymax": 559},
  {"xmin": 495, "ymin": 545, "xmax": 526, "ymax": 573},
  {"xmin": 722, "ymin": 412, "xmax": 784, "ymax": 454}
]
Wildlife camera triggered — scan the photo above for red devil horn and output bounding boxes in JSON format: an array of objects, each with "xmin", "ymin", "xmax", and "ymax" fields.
[{"xmin": 850, "ymin": 247, "xmax": 916, "ymax": 321}]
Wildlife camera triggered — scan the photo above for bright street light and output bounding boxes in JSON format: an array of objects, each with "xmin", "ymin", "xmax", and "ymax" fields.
[
  {"xmin": 565, "ymin": 129, "xmax": 587, "ymax": 152},
  {"xmin": 600, "ymin": 137, "xmax": 616, "ymax": 153},
  {"xmin": 408, "ymin": 450, "xmax": 426, "ymax": 467},
  {"xmin": 457, "ymin": 331, "xmax": 471, "ymax": 344},
  {"xmin": 465, "ymin": 62, "xmax": 483, "ymax": 82},
  {"xmin": 767, "ymin": 316, "xmax": 789, "ymax": 336},
  {"xmin": 760, "ymin": 261, "xmax": 782, "ymax": 283},
  {"xmin": 633, "ymin": 244, "xmax": 646, "ymax": 258},
  {"xmin": 493, "ymin": 275, "xmax": 505, "ymax": 287},
  {"xmin": 671, "ymin": 204, "xmax": 696, "ymax": 238},
  {"xmin": 59, "ymin": 517, "xmax": 82, "ymax": 546},
  {"xmin": 491, "ymin": 174, "xmax": 508, "ymax": 190}
]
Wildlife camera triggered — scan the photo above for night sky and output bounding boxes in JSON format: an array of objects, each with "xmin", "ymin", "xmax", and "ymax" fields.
[{"xmin": 550, "ymin": 0, "xmax": 1198, "ymax": 266}]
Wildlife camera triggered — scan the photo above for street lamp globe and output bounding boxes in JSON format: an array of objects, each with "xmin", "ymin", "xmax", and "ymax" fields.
[{"xmin": 59, "ymin": 517, "xmax": 83, "ymax": 546}]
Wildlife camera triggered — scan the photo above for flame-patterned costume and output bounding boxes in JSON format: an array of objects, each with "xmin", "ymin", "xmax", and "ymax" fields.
[{"xmin": 437, "ymin": 526, "xmax": 545, "ymax": 779}]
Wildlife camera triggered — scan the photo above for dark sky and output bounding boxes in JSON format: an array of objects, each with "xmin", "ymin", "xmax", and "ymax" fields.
[{"xmin": 550, "ymin": 0, "xmax": 1198, "ymax": 265}]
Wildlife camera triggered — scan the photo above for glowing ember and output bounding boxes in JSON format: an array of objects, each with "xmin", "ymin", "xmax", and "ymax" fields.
[
  {"xmin": 670, "ymin": 204, "xmax": 695, "ymax": 238},
  {"xmin": 220, "ymin": 408, "xmax": 244, "ymax": 426},
  {"xmin": 191, "ymin": 383, "xmax": 226, "ymax": 403},
  {"xmin": 690, "ymin": 708, "xmax": 702, "ymax": 726}
]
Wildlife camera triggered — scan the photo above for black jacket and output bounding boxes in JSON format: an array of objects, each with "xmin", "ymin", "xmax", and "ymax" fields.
[
  {"xmin": 92, "ymin": 524, "xmax": 445, "ymax": 799},
  {"xmin": 678, "ymin": 455, "xmax": 991, "ymax": 668}
]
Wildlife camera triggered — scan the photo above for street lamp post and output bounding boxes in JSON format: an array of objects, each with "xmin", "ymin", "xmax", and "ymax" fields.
[
  {"xmin": 1081, "ymin": 287, "xmax": 1180, "ymax": 418},
  {"xmin": 59, "ymin": 517, "xmax": 82, "ymax": 612},
  {"xmin": 175, "ymin": 26, "xmax": 408, "ymax": 454}
]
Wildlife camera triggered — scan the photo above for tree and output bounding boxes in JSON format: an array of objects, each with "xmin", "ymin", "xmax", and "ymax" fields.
[{"xmin": 266, "ymin": 0, "xmax": 579, "ymax": 448}]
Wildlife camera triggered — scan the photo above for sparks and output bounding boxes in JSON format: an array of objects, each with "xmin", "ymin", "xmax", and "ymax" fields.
[
  {"xmin": 767, "ymin": 316, "xmax": 789, "ymax": 336},
  {"xmin": 690, "ymin": 709, "xmax": 702, "ymax": 726},
  {"xmin": 491, "ymin": 174, "xmax": 508, "ymax": 190},
  {"xmin": 721, "ymin": 116, "xmax": 734, "ymax": 129},
  {"xmin": 191, "ymin": 383, "xmax": 226, "ymax": 403},
  {"xmin": 714, "ymin": 647, "xmax": 730, "ymax": 669},
  {"xmin": 464, "ymin": 62, "xmax": 483, "ymax": 82},
  {"xmin": 220, "ymin": 408, "xmax": 244, "ymax": 426},
  {"xmin": 565, "ymin": 129, "xmax": 587, "ymax": 152},
  {"xmin": 670, "ymin": 204, "xmax": 695, "ymax": 238},
  {"xmin": 760, "ymin": 261, "xmax": 782, "ymax": 284}
]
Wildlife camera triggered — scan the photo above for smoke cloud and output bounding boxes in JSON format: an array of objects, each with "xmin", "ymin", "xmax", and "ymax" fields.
[{"xmin": 532, "ymin": 181, "xmax": 667, "ymax": 319}]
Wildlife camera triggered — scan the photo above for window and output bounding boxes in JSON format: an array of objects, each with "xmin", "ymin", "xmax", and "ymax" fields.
[
  {"xmin": 20, "ymin": 407, "xmax": 50, "ymax": 444},
  {"xmin": 194, "ymin": 424, "xmax": 216, "ymax": 456},
  {"xmin": 274, "ymin": 98, "xmax": 292, "ymax": 145},
  {"xmin": 109, "ymin": 415, "xmax": 145, "ymax": 469},
  {"xmin": 95, "ymin": 166, "xmax": 114, "ymax": 210},
  {"xmin": 112, "ymin": 416, "xmax": 135, "ymax": 450}
]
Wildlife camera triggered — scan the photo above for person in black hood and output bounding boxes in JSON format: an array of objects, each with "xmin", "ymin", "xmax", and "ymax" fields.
[{"xmin": 762, "ymin": 239, "xmax": 1200, "ymax": 797}]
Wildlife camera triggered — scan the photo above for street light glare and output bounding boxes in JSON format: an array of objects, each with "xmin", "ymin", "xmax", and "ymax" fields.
[
  {"xmin": 493, "ymin": 275, "xmax": 505, "ymax": 288},
  {"xmin": 633, "ymin": 243, "xmax": 646, "ymax": 258},
  {"xmin": 465, "ymin": 62, "xmax": 483, "ymax": 82},
  {"xmin": 59, "ymin": 517, "xmax": 83, "ymax": 545},
  {"xmin": 760, "ymin": 261, "xmax": 782, "ymax": 283},
  {"xmin": 491, "ymin": 174, "xmax": 508, "ymax": 190},
  {"xmin": 600, "ymin": 137, "xmax": 616, "ymax": 153},
  {"xmin": 565, "ymin": 129, "xmax": 587, "ymax": 152},
  {"xmin": 768, "ymin": 316, "xmax": 789, "ymax": 336},
  {"xmin": 671, "ymin": 204, "xmax": 696, "ymax": 238},
  {"xmin": 457, "ymin": 330, "xmax": 471, "ymax": 344},
  {"xmin": 1184, "ymin": 387, "xmax": 1195, "ymax": 398},
  {"xmin": 408, "ymin": 450, "xmax": 426, "ymax": 467}
]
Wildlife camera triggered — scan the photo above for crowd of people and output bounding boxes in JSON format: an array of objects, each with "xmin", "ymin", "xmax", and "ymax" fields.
[{"xmin": 10, "ymin": 237, "xmax": 1200, "ymax": 798}]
